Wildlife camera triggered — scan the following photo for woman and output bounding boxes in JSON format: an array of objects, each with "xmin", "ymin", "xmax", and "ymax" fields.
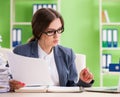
[{"xmin": 9, "ymin": 8, "xmax": 94, "ymax": 91}]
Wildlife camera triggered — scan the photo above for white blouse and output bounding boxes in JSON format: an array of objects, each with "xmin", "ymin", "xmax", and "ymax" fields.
[{"xmin": 38, "ymin": 44, "xmax": 60, "ymax": 86}]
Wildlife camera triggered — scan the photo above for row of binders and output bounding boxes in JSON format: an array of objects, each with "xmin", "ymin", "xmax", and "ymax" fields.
[
  {"xmin": 102, "ymin": 54, "xmax": 120, "ymax": 72},
  {"xmin": 102, "ymin": 54, "xmax": 112, "ymax": 69},
  {"xmin": 33, "ymin": 4, "xmax": 57, "ymax": 15},
  {"xmin": 102, "ymin": 29, "xmax": 118, "ymax": 48},
  {"xmin": 12, "ymin": 28, "xmax": 22, "ymax": 47}
]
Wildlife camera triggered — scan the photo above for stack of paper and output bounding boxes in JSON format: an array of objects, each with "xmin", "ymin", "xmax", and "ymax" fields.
[{"xmin": 0, "ymin": 67, "xmax": 10, "ymax": 93}]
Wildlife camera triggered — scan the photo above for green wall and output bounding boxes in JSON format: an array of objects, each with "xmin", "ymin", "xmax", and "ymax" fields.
[
  {"xmin": 0, "ymin": 0, "xmax": 10, "ymax": 48},
  {"xmin": 0, "ymin": 0, "xmax": 100, "ymax": 86},
  {"xmin": 60, "ymin": 0, "xmax": 99, "ymax": 86}
]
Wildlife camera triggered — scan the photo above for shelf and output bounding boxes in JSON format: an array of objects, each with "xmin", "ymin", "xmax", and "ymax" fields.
[
  {"xmin": 102, "ymin": 48, "xmax": 120, "ymax": 50},
  {"xmin": 102, "ymin": 69, "xmax": 120, "ymax": 75},
  {"xmin": 99, "ymin": 0, "xmax": 120, "ymax": 87},
  {"xmin": 102, "ymin": 23, "xmax": 120, "ymax": 26},
  {"xmin": 13, "ymin": 22, "xmax": 31, "ymax": 25}
]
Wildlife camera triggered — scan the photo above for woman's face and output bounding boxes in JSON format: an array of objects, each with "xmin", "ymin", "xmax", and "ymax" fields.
[{"xmin": 40, "ymin": 18, "xmax": 63, "ymax": 47}]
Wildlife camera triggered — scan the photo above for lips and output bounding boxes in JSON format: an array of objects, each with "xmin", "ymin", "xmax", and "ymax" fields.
[{"xmin": 53, "ymin": 40, "xmax": 59, "ymax": 43}]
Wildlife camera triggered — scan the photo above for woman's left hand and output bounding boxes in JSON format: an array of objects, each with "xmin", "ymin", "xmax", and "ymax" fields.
[{"xmin": 79, "ymin": 68, "xmax": 94, "ymax": 83}]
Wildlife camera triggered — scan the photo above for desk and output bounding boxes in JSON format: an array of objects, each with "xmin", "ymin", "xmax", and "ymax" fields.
[{"xmin": 0, "ymin": 92, "xmax": 120, "ymax": 97}]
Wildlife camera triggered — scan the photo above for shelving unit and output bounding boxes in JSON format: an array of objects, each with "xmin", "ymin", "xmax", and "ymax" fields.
[
  {"xmin": 10, "ymin": 0, "xmax": 61, "ymax": 48},
  {"xmin": 99, "ymin": 0, "xmax": 120, "ymax": 87}
]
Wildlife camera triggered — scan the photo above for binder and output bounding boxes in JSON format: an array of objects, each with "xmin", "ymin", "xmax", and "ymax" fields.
[
  {"xmin": 47, "ymin": 4, "xmax": 52, "ymax": 8},
  {"xmin": 33, "ymin": 4, "xmax": 38, "ymax": 15},
  {"xmin": 12, "ymin": 29, "xmax": 17, "ymax": 47},
  {"xmin": 107, "ymin": 29, "xmax": 112, "ymax": 47},
  {"xmin": 12, "ymin": 28, "xmax": 22, "ymax": 47},
  {"xmin": 38, "ymin": 4, "xmax": 42, "ymax": 10},
  {"xmin": 102, "ymin": 54, "xmax": 107, "ymax": 68},
  {"xmin": 42, "ymin": 4, "xmax": 48, "ymax": 8},
  {"xmin": 102, "ymin": 54, "xmax": 112, "ymax": 69},
  {"xmin": 102, "ymin": 29, "xmax": 107, "ymax": 47},
  {"xmin": 107, "ymin": 54, "xmax": 112, "ymax": 68},
  {"xmin": 16, "ymin": 29, "xmax": 22, "ymax": 46},
  {"xmin": 112, "ymin": 29, "xmax": 118, "ymax": 47},
  {"xmin": 52, "ymin": 4, "xmax": 57, "ymax": 10}
]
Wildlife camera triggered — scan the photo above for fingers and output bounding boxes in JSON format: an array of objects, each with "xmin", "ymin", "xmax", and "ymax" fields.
[
  {"xmin": 9, "ymin": 80, "xmax": 25, "ymax": 91},
  {"xmin": 80, "ymin": 68, "xmax": 94, "ymax": 83}
]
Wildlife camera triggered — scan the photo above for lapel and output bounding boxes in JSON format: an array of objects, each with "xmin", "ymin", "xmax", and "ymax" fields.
[
  {"xmin": 30, "ymin": 40, "xmax": 39, "ymax": 58},
  {"xmin": 53, "ymin": 46, "xmax": 67, "ymax": 86}
]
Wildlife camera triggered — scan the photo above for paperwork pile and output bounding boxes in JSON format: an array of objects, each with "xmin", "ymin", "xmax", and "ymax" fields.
[
  {"xmin": 0, "ymin": 53, "xmax": 10, "ymax": 93},
  {"xmin": 0, "ymin": 67, "xmax": 10, "ymax": 93}
]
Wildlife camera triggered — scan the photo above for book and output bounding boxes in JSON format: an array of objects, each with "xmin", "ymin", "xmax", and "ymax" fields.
[{"xmin": 15, "ymin": 86, "xmax": 83, "ymax": 93}]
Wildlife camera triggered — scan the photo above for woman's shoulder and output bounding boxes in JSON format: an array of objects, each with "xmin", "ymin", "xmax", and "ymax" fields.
[{"xmin": 13, "ymin": 41, "xmax": 38, "ymax": 55}]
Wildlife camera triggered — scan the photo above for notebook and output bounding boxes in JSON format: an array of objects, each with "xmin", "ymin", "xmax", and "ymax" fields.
[
  {"xmin": 84, "ymin": 86, "xmax": 120, "ymax": 93},
  {"xmin": 6, "ymin": 52, "xmax": 53, "ymax": 86},
  {"xmin": 15, "ymin": 86, "xmax": 83, "ymax": 93}
]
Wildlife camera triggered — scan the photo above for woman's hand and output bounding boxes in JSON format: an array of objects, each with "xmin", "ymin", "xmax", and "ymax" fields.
[
  {"xmin": 9, "ymin": 80, "xmax": 25, "ymax": 91},
  {"xmin": 79, "ymin": 68, "xmax": 94, "ymax": 84}
]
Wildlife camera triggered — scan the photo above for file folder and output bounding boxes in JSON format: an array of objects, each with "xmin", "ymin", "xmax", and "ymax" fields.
[
  {"xmin": 102, "ymin": 29, "xmax": 107, "ymax": 47},
  {"xmin": 52, "ymin": 4, "xmax": 57, "ymax": 10},
  {"xmin": 107, "ymin": 54, "xmax": 112, "ymax": 69},
  {"xmin": 33, "ymin": 4, "xmax": 38, "ymax": 15},
  {"xmin": 12, "ymin": 29, "xmax": 17, "ymax": 47},
  {"xmin": 102, "ymin": 54, "xmax": 107, "ymax": 68},
  {"xmin": 107, "ymin": 29, "xmax": 112, "ymax": 47},
  {"xmin": 47, "ymin": 4, "xmax": 52, "ymax": 8},
  {"xmin": 38, "ymin": 4, "xmax": 42, "ymax": 10},
  {"xmin": 102, "ymin": 54, "xmax": 112, "ymax": 69},
  {"xmin": 42, "ymin": 4, "xmax": 48, "ymax": 8},
  {"xmin": 16, "ymin": 29, "xmax": 22, "ymax": 46},
  {"xmin": 112, "ymin": 29, "xmax": 118, "ymax": 47}
]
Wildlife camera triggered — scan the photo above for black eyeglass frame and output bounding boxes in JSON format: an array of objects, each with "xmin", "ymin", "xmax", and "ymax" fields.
[{"xmin": 43, "ymin": 27, "xmax": 64, "ymax": 36}]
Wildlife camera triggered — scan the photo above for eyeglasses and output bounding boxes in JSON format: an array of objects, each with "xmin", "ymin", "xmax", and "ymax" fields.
[{"xmin": 43, "ymin": 27, "xmax": 64, "ymax": 36}]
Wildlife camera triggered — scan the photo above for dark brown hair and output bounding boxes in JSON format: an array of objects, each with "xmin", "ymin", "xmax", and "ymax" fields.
[{"xmin": 28, "ymin": 8, "xmax": 64, "ymax": 42}]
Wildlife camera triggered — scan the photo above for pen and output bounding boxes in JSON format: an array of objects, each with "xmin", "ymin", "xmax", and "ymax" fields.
[{"xmin": 26, "ymin": 85, "xmax": 42, "ymax": 87}]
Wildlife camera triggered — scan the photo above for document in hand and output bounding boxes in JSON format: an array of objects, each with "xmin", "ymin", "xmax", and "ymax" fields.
[
  {"xmin": 6, "ymin": 52, "xmax": 53, "ymax": 86},
  {"xmin": 15, "ymin": 86, "xmax": 83, "ymax": 93}
]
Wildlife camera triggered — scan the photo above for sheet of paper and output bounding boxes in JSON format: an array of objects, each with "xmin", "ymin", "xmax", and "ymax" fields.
[{"xmin": 6, "ymin": 52, "xmax": 53, "ymax": 86}]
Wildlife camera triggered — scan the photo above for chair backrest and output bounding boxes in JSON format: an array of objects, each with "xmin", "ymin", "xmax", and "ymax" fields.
[
  {"xmin": 0, "ymin": 48, "xmax": 12, "ymax": 66},
  {"xmin": 75, "ymin": 54, "xmax": 86, "ymax": 75},
  {"xmin": 0, "ymin": 48, "xmax": 12, "ymax": 58}
]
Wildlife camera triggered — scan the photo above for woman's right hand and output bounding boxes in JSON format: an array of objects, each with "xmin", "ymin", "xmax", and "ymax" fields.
[{"xmin": 9, "ymin": 80, "xmax": 25, "ymax": 91}]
